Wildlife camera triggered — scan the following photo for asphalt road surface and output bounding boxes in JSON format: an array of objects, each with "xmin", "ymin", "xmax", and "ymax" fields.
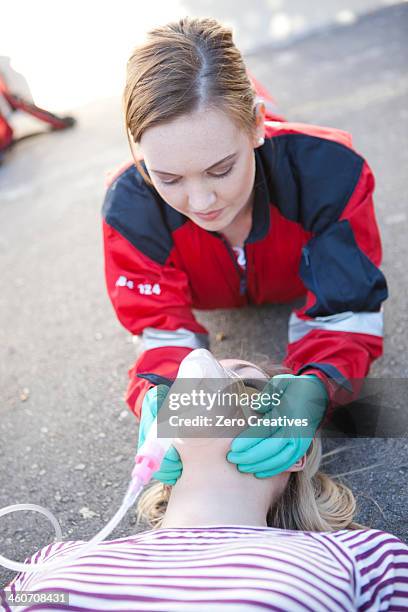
[{"xmin": 0, "ymin": 2, "xmax": 407, "ymax": 587}]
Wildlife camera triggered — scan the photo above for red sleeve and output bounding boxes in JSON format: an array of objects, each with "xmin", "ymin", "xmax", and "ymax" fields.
[
  {"xmin": 103, "ymin": 220, "xmax": 208, "ymax": 419},
  {"xmin": 283, "ymin": 161, "xmax": 387, "ymax": 406}
]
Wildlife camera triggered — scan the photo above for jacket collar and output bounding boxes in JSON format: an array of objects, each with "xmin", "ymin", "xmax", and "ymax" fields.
[{"xmin": 245, "ymin": 144, "xmax": 272, "ymax": 244}]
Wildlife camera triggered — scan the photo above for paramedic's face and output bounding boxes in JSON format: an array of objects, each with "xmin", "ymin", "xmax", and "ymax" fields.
[{"xmin": 138, "ymin": 106, "xmax": 262, "ymax": 231}]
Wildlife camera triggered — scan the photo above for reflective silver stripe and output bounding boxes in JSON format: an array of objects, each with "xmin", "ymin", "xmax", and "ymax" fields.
[
  {"xmin": 142, "ymin": 327, "xmax": 210, "ymax": 351},
  {"xmin": 264, "ymin": 119, "xmax": 283, "ymax": 127},
  {"xmin": 288, "ymin": 310, "xmax": 384, "ymax": 343}
]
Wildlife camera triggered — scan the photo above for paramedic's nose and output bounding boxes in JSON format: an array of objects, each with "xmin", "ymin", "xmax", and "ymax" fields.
[{"xmin": 188, "ymin": 186, "xmax": 216, "ymax": 213}]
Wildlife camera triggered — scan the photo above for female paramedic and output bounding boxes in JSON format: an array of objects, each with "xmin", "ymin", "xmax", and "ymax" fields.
[
  {"xmin": 4, "ymin": 359, "xmax": 408, "ymax": 609},
  {"xmin": 101, "ymin": 17, "xmax": 388, "ymax": 478}
]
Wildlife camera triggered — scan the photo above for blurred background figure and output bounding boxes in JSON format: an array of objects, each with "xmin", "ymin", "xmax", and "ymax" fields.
[{"xmin": 0, "ymin": 56, "xmax": 75, "ymax": 161}]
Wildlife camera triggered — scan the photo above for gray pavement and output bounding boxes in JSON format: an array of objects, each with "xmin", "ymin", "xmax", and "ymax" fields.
[{"xmin": 1, "ymin": 2, "xmax": 407, "ymax": 587}]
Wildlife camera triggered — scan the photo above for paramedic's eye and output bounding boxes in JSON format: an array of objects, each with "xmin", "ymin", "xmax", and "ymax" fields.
[
  {"xmin": 160, "ymin": 177, "xmax": 181, "ymax": 186},
  {"xmin": 159, "ymin": 165, "xmax": 234, "ymax": 186},
  {"xmin": 211, "ymin": 165, "xmax": 234, "ymax": 179}
]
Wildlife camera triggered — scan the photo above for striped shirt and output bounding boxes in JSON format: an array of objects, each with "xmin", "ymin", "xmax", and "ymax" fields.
[{"xmin": 1, "ymin": 525, "xmax": 407, "ymax": 611}]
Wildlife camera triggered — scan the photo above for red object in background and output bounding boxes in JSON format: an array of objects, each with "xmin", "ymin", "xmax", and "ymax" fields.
[
  {"xmin": 0, "ymin": 73, "xmax": 75, "ymax": 153},
  {"xmin": 0, "ymin": 111, "xmax": 12, "ymax": 150}
]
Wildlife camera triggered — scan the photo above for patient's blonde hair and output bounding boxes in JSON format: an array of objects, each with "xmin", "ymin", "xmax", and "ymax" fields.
[{"xmin": 137, "ymin": 362, "xmax": 363, "ymax": 532}]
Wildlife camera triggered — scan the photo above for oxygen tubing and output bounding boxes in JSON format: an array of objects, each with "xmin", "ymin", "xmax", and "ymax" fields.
[
  {"xmin": 0, "ymin": 348, "xmax": 247, "ymax": 577},
  {"xmin": 0, "ymin": 427, "xmax": 172, "ymax": 576}
]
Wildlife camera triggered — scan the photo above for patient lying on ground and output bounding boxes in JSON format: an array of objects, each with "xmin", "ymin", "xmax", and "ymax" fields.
[{"xmin": 4, "ymin": 358, "xmax": 408, "ymax": 611}]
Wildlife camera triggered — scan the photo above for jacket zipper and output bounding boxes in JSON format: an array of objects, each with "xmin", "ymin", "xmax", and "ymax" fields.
[
  {"xmin": 302, "ymin": 245, "xmax": 330, "ymax": 312},
  {"xmin": 220, "ymin": 236, "xmax": 247, "ymax": 296}
]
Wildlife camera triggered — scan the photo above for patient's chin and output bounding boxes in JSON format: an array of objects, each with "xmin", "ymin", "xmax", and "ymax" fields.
[{"xmin": 173, "ymin": 436, "xmax": 232, "ymax": 456}]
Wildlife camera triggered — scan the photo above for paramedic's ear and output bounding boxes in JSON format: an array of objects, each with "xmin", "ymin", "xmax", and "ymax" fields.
[
  {"xmin": 253, "ymin": 100, "xmax": 266, "ymax": 148},
  {"xmin": 286, "ymin": 454, "xmax": 307, "ymax": 473}
]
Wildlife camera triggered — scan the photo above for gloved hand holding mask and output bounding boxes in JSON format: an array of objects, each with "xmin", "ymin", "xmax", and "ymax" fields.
[
  {"xmin": 137, "ymin": 384, "xmax": 183, "ymax": 485},
  {"xmin": 227, "ymin": 373, "xmax": 328, "ymax": 478},
  {"xmin": 137, "ymin": 351, "xmax": 328, "ymax": 483}
]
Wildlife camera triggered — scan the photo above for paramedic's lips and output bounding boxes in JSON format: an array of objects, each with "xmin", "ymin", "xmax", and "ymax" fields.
[{"xmin": 193, "ymin": 207, "xmax": 224, "ymax": 221}]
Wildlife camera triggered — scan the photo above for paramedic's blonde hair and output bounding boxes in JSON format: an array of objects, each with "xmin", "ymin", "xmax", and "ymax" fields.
[
  {"xmin": 124, "ymin": 17, "xmax": 257, "ymax": 185},
  {"xmin": 137, "ymin": 363, "xmax": 363, "ymax": 532}
]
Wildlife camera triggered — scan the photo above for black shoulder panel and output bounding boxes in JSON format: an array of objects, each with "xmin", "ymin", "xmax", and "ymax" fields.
[
  {"xmin": 266, "ymin": 134, "xmax": 365, "ymax": 233},
  {"xmin": 102, "ymin": 164, "xmax": 186, "ymax": 264},
  {"xmin": 300, "ymin": 220, "xmax": 388, "ymax": 317}
]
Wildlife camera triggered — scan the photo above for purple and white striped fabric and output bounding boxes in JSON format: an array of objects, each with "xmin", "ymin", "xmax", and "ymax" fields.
[{"xmin": 1, "ymin": 525, "xmax": 407, "ymax": 611}]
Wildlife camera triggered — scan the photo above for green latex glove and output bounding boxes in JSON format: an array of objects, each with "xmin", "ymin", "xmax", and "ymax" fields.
[
  {"xmin": 227, "ymin": 374, "xmax": 328, "ymax": 478},
  {"xmin": 138, "ymin": 384, "xmax": 183, "ymax": 485}
]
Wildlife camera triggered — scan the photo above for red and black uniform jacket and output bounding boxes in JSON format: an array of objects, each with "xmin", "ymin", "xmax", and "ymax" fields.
[{"xmin": 102, "ymin": 111, "xmax": 387, "ymax": 419}]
